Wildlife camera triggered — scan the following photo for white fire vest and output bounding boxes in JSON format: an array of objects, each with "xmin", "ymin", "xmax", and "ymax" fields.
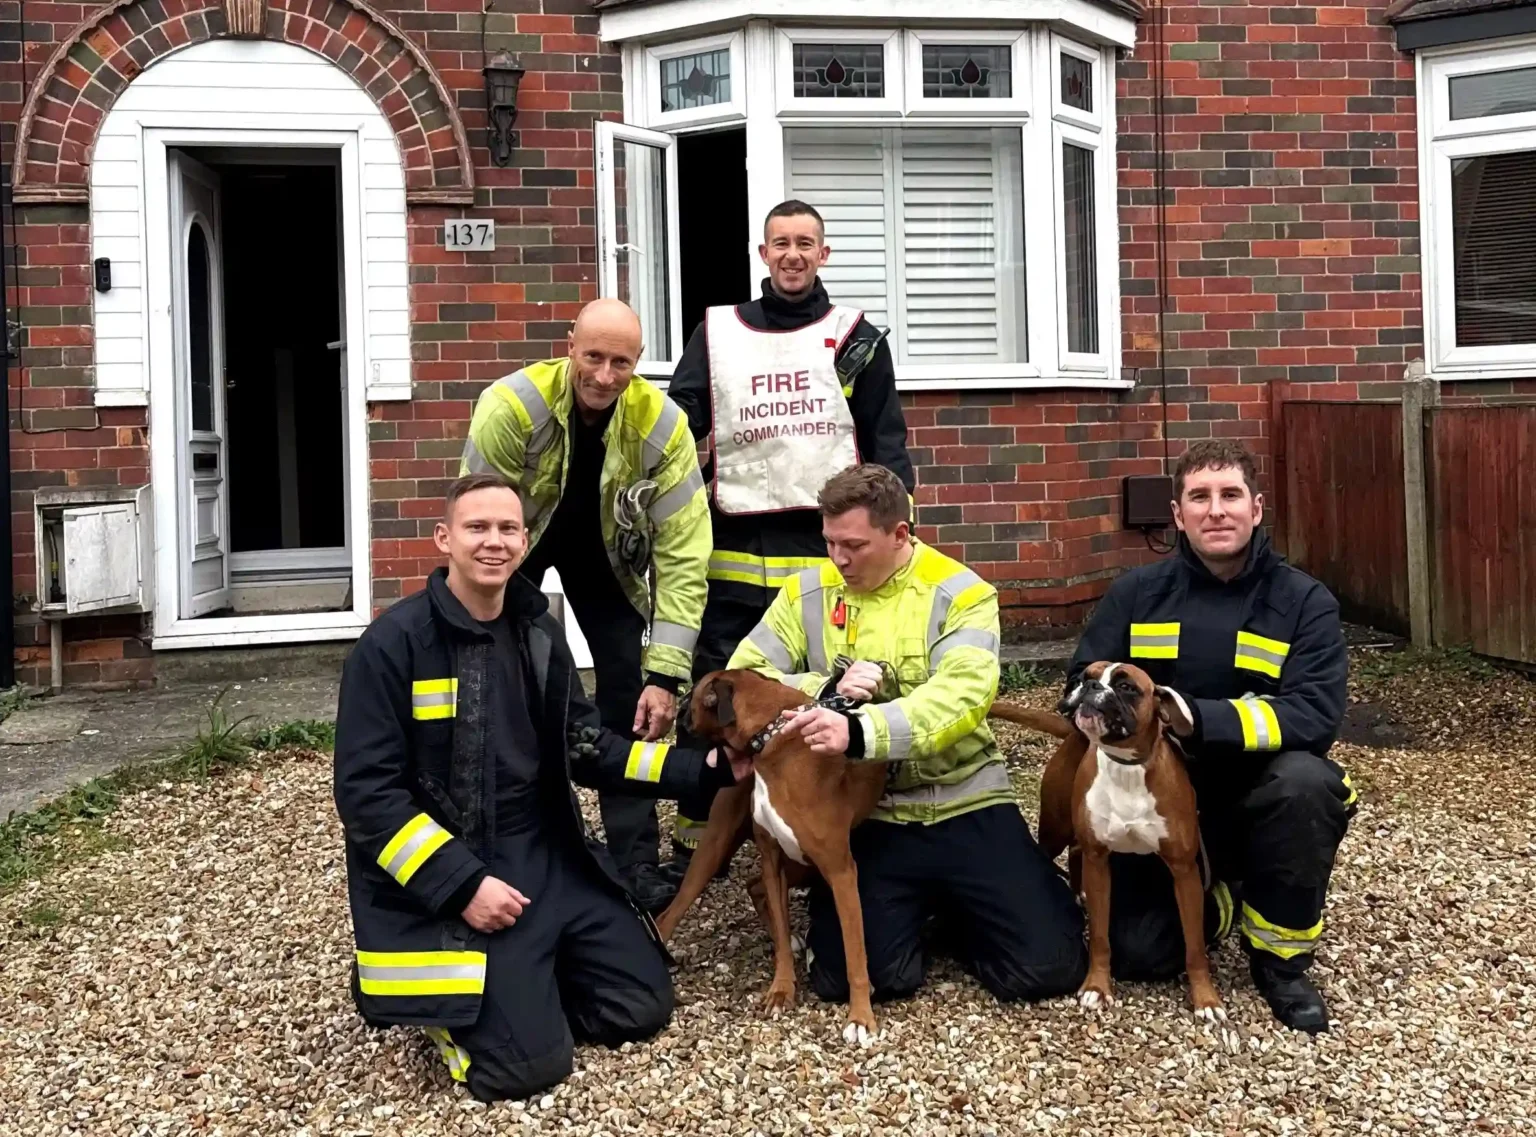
[{"xmin": 705, "ymin": 304, "xmax": 863, "ymax": 515}]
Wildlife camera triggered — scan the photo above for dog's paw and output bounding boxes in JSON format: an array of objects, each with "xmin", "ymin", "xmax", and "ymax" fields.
[
  {"xmin": 761, "ymin": 984, "xmax": 795, "ymax": 1017},
  {"xmin": 842, "ymin": 1020, "xmax": 876, "ymax": 1048},
  {"xmin": 1194, "ymin": 1004, "xmax": 1228, "ymax": 1024},
  {"xmin": 1078, "ymin": 987, "xmax": 1112, "ymax": 1010}
]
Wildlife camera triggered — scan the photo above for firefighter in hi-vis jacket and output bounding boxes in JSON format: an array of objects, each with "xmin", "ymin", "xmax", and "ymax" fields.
[
  {"xmin": 1067, "ymin": 438, "xmax": 1356, "ymax": 1035},
  {"xmin": 659, "ymin": 198, "xmax": 916, "ymax": 891}
]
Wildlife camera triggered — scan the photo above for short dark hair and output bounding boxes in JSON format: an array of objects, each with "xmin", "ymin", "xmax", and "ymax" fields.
[
  {"xmin": 1172, "ymin": 439, "xmax": 1259, "ymax": 499},
  {"xmin": 818, "ymin": 464, "xmax": 910, "ymax": 532},
  {"xmin": 764, "ymin": 199, "xmax": 824, "ymax": 240},
  {"xmin": 444, "ymin": 471, "xmax": 518, "ymax": 520}
]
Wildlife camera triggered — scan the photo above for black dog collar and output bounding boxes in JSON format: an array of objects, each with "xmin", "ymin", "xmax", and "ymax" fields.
[{"xmin": 747, "ymin": 693, "xmax": 863, "ymax": 754}]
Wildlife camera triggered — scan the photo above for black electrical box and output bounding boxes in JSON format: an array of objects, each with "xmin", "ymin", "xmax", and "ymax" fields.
[
  {"xmin": 1122, "ymin": 474, "xmax": 1174, "ymax": 529},
  {"xmin": 94, "ymin": 257, "xmax": 111, "ymax": 293}
]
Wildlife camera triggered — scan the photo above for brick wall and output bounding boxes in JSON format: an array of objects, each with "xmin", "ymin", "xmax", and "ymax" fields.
[{"xmin": 6, "ymin": 0, "xmax": 1520, "ymax": 685}]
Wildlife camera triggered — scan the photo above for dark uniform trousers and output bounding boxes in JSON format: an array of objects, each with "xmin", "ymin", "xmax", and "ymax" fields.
[
  {"xmin": 438, "ymin": 829, "xmax": 674, "ymax": 1102},
  {"xmin": 519, "ymin": 552, "xmax": 660, "ymax": 874},
  {"xmin": 804, "ymin": 804, "xmax": 1089, "ymax": 1004},
  {"xmin": 1106, "ymin": 750, "xmax": 1356, "ymax": 979}
]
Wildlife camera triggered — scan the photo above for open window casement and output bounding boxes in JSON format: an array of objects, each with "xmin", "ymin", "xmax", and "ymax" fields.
[{"xmin": 595, "ymin": 121, "xmax": 684, "ymax": 374}]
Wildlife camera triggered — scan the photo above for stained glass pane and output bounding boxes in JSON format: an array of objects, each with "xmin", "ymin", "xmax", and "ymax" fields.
[
  {"xmin": 1061, "ymin": 53, "xmax": 1093, "ymax": 113},
  {"xmin": 792, "ymin": 43, "xmax": 885, "ymax": 99},
  {"xmin": 922, "ymin": 45, "xmax": 1012, "ymax": 99},
  {"xmin": 659, "ymin": 48, "xmax": 731, "ymax": 113}
]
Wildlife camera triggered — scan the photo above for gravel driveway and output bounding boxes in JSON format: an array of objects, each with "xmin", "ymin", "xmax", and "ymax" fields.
[{"xmin": 2, "ymin": 651, "xmax": 1533, "ymax": 1135}]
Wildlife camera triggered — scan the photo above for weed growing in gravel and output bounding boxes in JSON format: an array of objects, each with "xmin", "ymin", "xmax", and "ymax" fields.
[
  {"xmin": 1000, "ymin": 662, "xmax": 1055, "ymax": 693},
  {"xmin": 0, "ymin": 684, "xmax": 32, "ymax": 723},
  {"xmin": 1351, "ymin": 644, "xmax": 1501, "ymax": 686},
  {"xmin": 0, "ymin": 698, "xmax": 336, "ymax": 897}
]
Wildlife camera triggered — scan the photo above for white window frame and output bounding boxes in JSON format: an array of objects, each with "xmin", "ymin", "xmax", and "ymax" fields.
[
  {"xmin": 644, "ymin": 31, "xmax": 747, "ymax": 131},
  {"xmin": 604, "ymin": 20, "xmax": 1127, "ymax": 391},
  {"xmin": 902, "ymin": 28, "xmax": 1031, "ymax": 117},
  {"xmin": 1418, "ymin": 35, "xmax": 1536, "ymax": 381}
]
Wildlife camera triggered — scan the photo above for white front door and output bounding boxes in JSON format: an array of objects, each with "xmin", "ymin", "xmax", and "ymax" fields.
[{"xmin": 169, "ymin": 151, "xmax": 232, "ymax": 618}]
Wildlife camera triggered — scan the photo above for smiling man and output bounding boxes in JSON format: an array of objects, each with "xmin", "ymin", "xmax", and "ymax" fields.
[
  {"xmin": 458, "ymin": 299, "xmax": 711, "ymax": 915},
  {"xmin": 1066, "ymin": 439, "xmax": 1355, "ymax": 1033},
  {"xmin": 333, "ymin": 474, "xmax": 745, "ymax": 1101},
  {"xmin": 661, "ymin": 200, "xmax": 916, "ymax": 889},
  {"xmin": 728, "ymin": 464, "xmax": 1088, "ymax": 1010}
]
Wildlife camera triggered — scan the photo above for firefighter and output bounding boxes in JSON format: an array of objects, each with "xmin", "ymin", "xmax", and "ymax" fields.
[
  {"xmin": 1066, "ymin": 438, "xmax": 1356, "ymax": 1034},
  {"xmin": 333, "ymin": 473, "xmax": 748, "ymax": 1101},
  {"xmin": 730, "ymin": 464, "xmax": 1089, "ymax": 1005},
  {"xmin": 459, "ymin": 298, "xmax": 710, "ymax": 914},
  {"xmin": 661, "ymin": 199, "xmax": 916, "ymax": 887}
]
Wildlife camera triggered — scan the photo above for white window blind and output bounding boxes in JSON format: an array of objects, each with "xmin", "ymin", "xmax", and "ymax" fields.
[{"xmin": 785, "ymin": 126, "xmax": 1026, "ymax": 364}]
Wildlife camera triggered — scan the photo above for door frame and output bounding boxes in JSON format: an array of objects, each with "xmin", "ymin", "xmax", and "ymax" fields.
[{"xmin": 144, "ymin": 125, "xmax": 372, "ymax": 648}]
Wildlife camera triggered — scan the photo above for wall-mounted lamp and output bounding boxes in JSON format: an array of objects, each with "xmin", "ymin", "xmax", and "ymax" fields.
[{"xmin": 483, "ymin": 51, "xmax": 526, "ymax": 168}]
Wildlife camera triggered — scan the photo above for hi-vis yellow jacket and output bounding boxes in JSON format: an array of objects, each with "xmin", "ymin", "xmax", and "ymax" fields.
[
  {"xmin": 460, "ymin": 359, "xmax": 709, "ymax": 682},
  {"xmin": 728, "ymin": 541, "xmax": 1011, "ymax": 825}
]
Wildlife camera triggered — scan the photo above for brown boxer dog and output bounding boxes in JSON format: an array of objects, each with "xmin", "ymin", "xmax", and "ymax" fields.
[
  {"xmin": 658, "ymin": 667, "xmax": 1072, "ymax": 1046},
  {"xmin": 1045, "ymin": 660, "xmax": 1228, "ymax": 1025}
]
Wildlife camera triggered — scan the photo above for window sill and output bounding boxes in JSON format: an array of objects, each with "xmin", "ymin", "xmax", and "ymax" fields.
[
  {"xmin": 95, "ymin": 388, "xmax": 150, "ymax": 408},
  {"xmin": 1426, "ymin": 363, "xmax": 1536, "ymax": 383}
]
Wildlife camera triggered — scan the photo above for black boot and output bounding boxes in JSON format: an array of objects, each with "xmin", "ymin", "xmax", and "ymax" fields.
[
  {"xmin": 624, "ymin": 862, "xmax": 679, "ymax": 916},
  {"xmin": 1249, "ymin": 952, "xmax": 1330, "ymax": 1034}
]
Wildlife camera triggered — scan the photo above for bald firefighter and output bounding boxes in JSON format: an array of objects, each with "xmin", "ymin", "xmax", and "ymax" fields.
[{"xmin": 459, "ymin": 299, "xmax": 710, "ymax": 913}]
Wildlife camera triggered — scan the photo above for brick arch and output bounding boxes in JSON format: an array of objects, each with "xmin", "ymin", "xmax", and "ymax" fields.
[{"xmin": 13, "ymin": 0, "xmax": 475, "ymax": 204}]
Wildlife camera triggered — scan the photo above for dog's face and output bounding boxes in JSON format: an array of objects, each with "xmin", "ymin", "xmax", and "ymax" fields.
[
  {"xmin": 681, "ymin": 669, "xmax": 749, "ymax": 743},
  {"xmin": 1058, "ymin": 661, "xmax": 1193, "ymax": 750}
]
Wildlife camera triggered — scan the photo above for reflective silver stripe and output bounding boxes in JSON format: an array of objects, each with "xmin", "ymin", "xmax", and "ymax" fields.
[
  {"xmin": 928, "ymin": 627, "xmax": 999, "ymax": 668},
  {"xmin": 798, "ymin": 569, "xmax": 828, "ymax": 675},
  {"xmin": 642, "ymin": 399, "xmax": 683, "ymax": 474},
  {"xmin": 358, "ymin": 963, "xmax": 485, "ymax": 984},
  {"xmin": 926, "ymin": 566, "xmax": 987, "ymax": 652},
  {"xmin": 747, "ymin": 623, "xmax": 794, "ymax": 673},
  {"xmin": 1235, "ymin": 642, "xmax": 1287, "ymax": 670},
  {"xmin": 462, "ymin": 437, "xmax": 493, "ymax": 474},
  {"xmin": 497, "ymin": 370, "xmax": 557, "ymax": 479},
  {"xmin": 650, "ymin": 620, "xmax": 699, "ymax": 654},
  {"xmin": 381, "ymin": 818, "xmax": 448, "ymax": 880},
  {"xmin": 411, "ymin": 691, "xmax": 455, "ymax": 711},
  {"xmin": 648, "ymin": 465, "xmax": 704, "ymax": 524},
  {"xmin": 1131, "ymin": 633, "xmax": 1180, "ymax": 650},
  {"xmin": 879, "ymin": 701, "xmax": 913, "ymax": 761},
  {"xmin": 879, "ymin": 761, "xmax": 1011, "ymax": 810}
]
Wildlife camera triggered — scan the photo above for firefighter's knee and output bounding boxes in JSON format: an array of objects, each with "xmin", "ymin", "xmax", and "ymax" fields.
[
  {"xmin": 1247, "ymin": 751, "xmax": 1345, "ymax": 818},
  {"xmin": 570, "ymin": 981, "xmax": 674, "ymax": 1047},
  {"xmin": 462, "ymin": 1042, "xmax": 574, "ymax": 1103}
]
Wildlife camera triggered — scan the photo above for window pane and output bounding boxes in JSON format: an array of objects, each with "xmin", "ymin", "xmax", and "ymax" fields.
[
  {"xmin": 187, "ymin": 221, "xmax": 213, "ymax": 433},
  {"xmin": 610, "ymin": 138, "xmax": 672, "ymax": 358},
  {"xmin": 921, "ymin": 45, "xmax": 1012, "ymax": 99},
  {"xmin": 783, "ymin": 127, "xmax": 1027, "ymax": 365},
  {"xmin": 1061, "ymin": 53, "xmax": 1094, "ymax": 113},
  {"xmin": 1063, "ymin": 142, "xmax": 1098, "ymax": 355},
  {"xmin": 792, "ymin": 43, "xmax": 885, "ymax": 99},
  {"xmin": 1449, "ymin": 66, "xmax": 1536, "ymax": 120},
  {"xmin": 659, "ymin": 48, "xmax": 731, "ymax": 113},
  {"xmin": 1452, "ymin": 149, "xmax": 1536, "ymax": 347}
]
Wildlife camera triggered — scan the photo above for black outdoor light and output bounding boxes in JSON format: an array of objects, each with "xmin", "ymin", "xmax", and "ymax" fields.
[{"xmin": 483, "ymin": 51, "xmax": 525, "ymax": 167}]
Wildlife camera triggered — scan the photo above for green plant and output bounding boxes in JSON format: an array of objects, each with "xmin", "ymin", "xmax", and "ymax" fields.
[
  {"xmin": 1000, "ymin": 662, "xmax": 1054, "ymax": 693},
  {"xmin": 250, "ymin": 719, "xmax": 336, "ymax": 753},
  {"xmin": 0, "ymin": 684, "xmax": 33, "ymax": 723},
  {"xmin": 1351, "ymin": 644, "xmax": 1502, "ymax": 686},
  {"xmin": 175, "ymin": 688, "xmax": 254, "ymax": 780}
]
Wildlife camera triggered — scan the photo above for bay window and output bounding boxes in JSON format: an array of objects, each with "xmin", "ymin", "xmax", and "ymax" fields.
[
  {"xmin": 1419, "ymin": 38, "xmax": 1536, "ymax": 379},
  {"xmin": 596, "ymin": 7, "xmax": 1131, "ymax": 389}
]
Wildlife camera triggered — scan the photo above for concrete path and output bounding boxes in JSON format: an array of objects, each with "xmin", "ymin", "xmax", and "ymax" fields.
[{"xmin": 0, "ymin": 676, "xmax": 341, "ymax": 821}]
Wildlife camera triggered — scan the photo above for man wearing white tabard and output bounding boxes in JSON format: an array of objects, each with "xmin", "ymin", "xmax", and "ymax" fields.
[{"xmin": 662, "ymin": 199, "xmax": 916, "ymax": 886}]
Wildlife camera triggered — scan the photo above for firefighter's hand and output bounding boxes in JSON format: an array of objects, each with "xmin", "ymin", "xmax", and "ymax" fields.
[
  {"xmin": 706, "ymin": 745, "xmax": 754, "ymax": 783},
  {"xmin": 462, "ymin": 876, "xmax": 529, "ymax": 933},
  {"xmin": 780, "ymin": 707, "xmax": 851, "ymax": 755},
  {"xmin": 835, "ymin": 661, "xmax": 884, "ymax": 702},
  {"xmin": 634, "ymin": 685, "xmax": 677, "ymax": 741}
]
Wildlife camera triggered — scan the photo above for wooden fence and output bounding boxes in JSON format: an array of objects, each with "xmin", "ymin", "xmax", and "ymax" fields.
[{"xmin": 1271, "ymin": 385, "xmax": 1536, "ymax": 666}]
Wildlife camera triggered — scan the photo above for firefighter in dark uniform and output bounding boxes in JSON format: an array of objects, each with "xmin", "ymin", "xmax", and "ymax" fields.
[
  {"xmin": 1067, "ymin": 439, "xmax": 1357, "ymax": 1034},
  {"xmin": 333, "ymin": 473, "xmax": 747, "ymax": 1101},
  {"xmin": 660, "ymin": 198, "xmax": 916, "ymax": 887}
]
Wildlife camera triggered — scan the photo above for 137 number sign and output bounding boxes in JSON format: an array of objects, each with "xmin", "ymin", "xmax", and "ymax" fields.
[{"xmin": 444, "ymin": 218, "xmax": 496, "ymax": 252}]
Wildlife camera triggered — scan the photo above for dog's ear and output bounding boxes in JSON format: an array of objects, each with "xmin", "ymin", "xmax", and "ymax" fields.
[
  {"xmin": 1155, "ymin": 686, "xmax": 1196, "ymax": 737},
  {"xmin": 698, "ymin": 680, "xmax": 719, "ymax": 710},
  {"xmin": 715, "ymin": 679, "xmax": 736, "ymax": 728}
]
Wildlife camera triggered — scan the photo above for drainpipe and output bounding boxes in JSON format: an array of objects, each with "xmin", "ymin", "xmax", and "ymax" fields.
[{"xmin": 0, "ymin": 158, "xmax": 14, "ymax": 691}]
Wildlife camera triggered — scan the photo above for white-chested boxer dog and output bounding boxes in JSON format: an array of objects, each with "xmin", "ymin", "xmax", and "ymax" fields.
[{"xmin": 1041, "ymin": 660, "xmax": 1226, "ymax": 1024}]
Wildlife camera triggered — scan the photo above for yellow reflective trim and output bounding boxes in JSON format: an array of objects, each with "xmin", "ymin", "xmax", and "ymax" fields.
[
  {"xmin": 1235, "ymin": 631, "xmax": 1290, "ymax": 679},
  {"xmin": 1341, "ymin": 771, "xmax": 1359, "ymax": 808},
  {"xmin": 412, "ymin": 704, "xmax": 454, "ymax": 721},
  {"xmin": 396, "ymin": 826, "xmax": 452, "ymax": 885},
  {"xmin": 1232, "ymin": 699, "xmax": 1258, "ymax": 750},
  {"xmin": 1133, "ymin": 622, "xmax": 1179, "ymax": 636},
  {"xmin": 1130, "ymin": 621, "xmax": 1180, "ymax": 659},
  {"xmin": 378, "ymin": 813, "xmax": 434, "ymax": 872},
  {"xmin": 1212, "ymin": 881, "xmax": 1234, "ymax": 940},
  {"xmin": 361, "ymin": 977, "xmax": 485, "ymax": 996},
  {"xmin": 1241, "ymin": 902, "xmax": 1323, "ymax": 960},
  {"xmin": 1236, "ymin": 630, "xmax": 1290, "ymax": 656},
  {"xmin": 411, "ymin": 679, "xmax": 458, "ymax": 695},
  {"xmin": 357, "ymin": 950, "xmax": 488, "ymax": 969},
  {"xmin": 624, "ymin": 741, "xmax": 668, "ymax": 783},
  {"xmin": 1255, "ymin": 699, "xmax": 1281, "ymax": 749}
]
